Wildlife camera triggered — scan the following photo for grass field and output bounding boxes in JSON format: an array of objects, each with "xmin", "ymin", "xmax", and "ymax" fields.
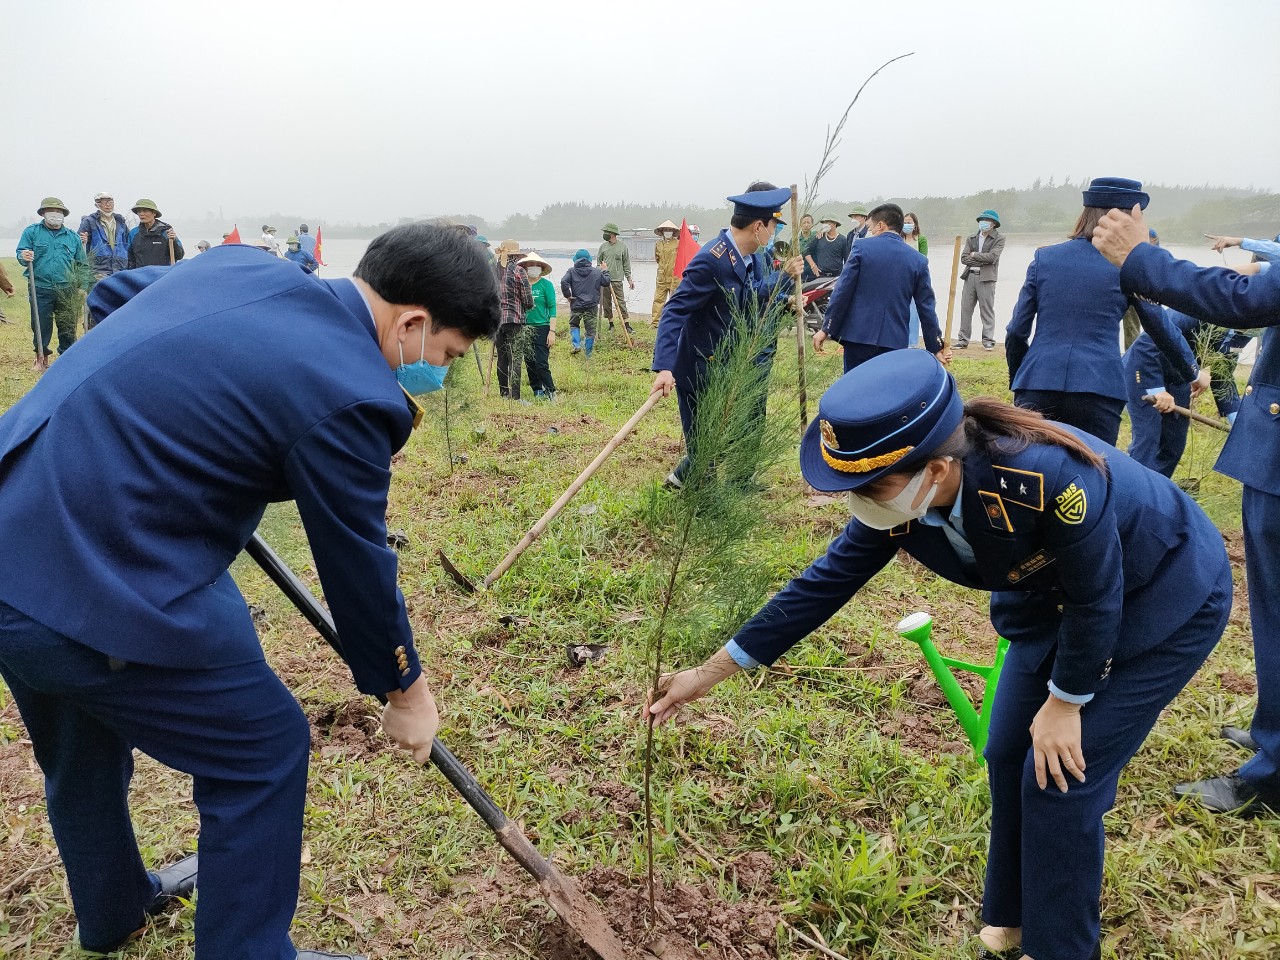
[{"xmin": 0, "ymin": 260, "xmax": 1276, "ymax": 959}]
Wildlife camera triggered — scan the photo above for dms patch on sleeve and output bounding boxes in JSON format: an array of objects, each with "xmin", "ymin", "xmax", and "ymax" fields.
[{"xmin": 1053, "ymin": 476, "xmax": 1088, "ymax": 525}]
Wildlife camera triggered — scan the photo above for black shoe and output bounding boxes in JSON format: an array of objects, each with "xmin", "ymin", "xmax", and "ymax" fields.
[
  {"xmin": 1221, "ymin": 725, "xmax": 1260, "ymax": 753},
  {"xmin": 953, "ymin": 340, "xmax": 969, "ymax": 349},
  {"xmin": 1174, "ymin": 772, "xmax": 1280, "ymax": 816},
  {"xmin": 77, "ymin": 854, "xmax": 198, "ymax": 953},
  {"xmin": 297, "ymin": 952, "xmax": 368, "ymax": 960}
]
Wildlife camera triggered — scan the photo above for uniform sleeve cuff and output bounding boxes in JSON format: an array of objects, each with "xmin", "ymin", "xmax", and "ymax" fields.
[
  {"xmin": 1048, "ymin": 680, "xmax": 1094, "ymax": 705},
  {"xmin": 724, "ymin": 639, "xmax": 760, "ymax": 670}
]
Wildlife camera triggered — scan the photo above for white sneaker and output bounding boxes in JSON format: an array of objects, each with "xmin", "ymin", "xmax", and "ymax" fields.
[{"xmin": 664, "ymin": 472, "xmax": 683, "ymax": 490}]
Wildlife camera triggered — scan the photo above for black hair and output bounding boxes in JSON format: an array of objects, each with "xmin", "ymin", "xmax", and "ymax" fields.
[
  {"xmin": 730, "ymin": 180, "xmax": 780, "ymax": 230},
  {"xmin": 354, "ymin": 221, "xmax": 500, "ymax": 340},
  {"xmin": 868, "ymin": 203, "xmax": 905, "ymax": 234}
]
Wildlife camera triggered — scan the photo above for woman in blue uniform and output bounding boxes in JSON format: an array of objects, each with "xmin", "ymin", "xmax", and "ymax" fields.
[
  {"xmin": 1005, "ymin": 178, "xmax": 1197, "ymax": 445},
  {"xmin": 649, "ymin": 351, "xmax": 1232, "ymax": 960}
]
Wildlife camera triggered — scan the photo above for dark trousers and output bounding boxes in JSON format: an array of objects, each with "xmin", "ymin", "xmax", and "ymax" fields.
[
  {"xmin": 1124, "ymin": 383, "xmax": 1191, "ymax": 477},
  {"xmin": 671, "ymin": 363, "xmax": 770, "ymax": 483},
  {"xmin": 839, "ymin": 341, "xmax": 894, "ymax": 373},
  {"xmin": 524, "ymin": 325, "xmax": 556, "ymax": 395},
  {"xmin": 601, "ymin": 280, "xmax": 628, "ymax": 321},
  {"xmin": 1240, "ymin": 486, "xmax": 1280, "ymax": 786},
  {"xmin": 1014, "ymin": 389, "xmax": 1124, "ymax": 447},
  {"xmin": 0, "ymin": 600, "xmax": 309, "ymax": 960},
  {"xmin": 982, "ymin": 566, "xmax": 1230, "ymax": 960},
  {"xmin": 568, "ymin": 308, "xmax": 598, "ymax": 338},
  {"xmin": 495, "ymin": 323, "xmax": 524, "ymax": 399},
  {"xmin": 31, "ymin": 285, "xmax": 79, "ymax": 355}
]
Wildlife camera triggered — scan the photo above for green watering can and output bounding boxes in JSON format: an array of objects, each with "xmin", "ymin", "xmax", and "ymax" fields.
[{"xmin": 896, "ymin": 612, "xmax": 1010, "ymax": 762}]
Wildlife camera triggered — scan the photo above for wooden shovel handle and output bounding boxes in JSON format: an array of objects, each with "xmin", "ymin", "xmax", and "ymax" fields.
[
  {"xmin": 483, "ymin": 391, "xmax": 663, "ymax": 588},
  {"xmin": 1141, "ymin": 394, "xmax": 1230, "ymax": 432}
]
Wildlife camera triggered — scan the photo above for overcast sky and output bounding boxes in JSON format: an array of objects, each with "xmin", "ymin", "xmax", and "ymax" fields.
[{"xmin": 5, "ymin": 0, "xmax": 1278, "ymax": 227}]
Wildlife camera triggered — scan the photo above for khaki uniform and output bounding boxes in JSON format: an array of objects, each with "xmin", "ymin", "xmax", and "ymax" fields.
[{"xmin": 651, "ymin": 236, "xmax": 678, "ymax": 326}]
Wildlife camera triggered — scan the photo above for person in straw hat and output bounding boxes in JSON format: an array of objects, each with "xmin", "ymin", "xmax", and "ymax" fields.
[
  {"xmin": 495, "ymin": 239, "xmax": 533, "ymax": 400},
  {"xmin": 651, "ymin": 220, "xmax": 680, "ymax": 327},
  {"xmin": 519, "ymin": 251, "xmax": 558, "ymax": 398}
]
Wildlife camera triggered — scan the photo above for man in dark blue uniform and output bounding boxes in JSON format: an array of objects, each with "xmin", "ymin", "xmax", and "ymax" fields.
[
  {"xmin": 651, "ymin": 182, "xmax": 802, "ymax": 487},
  {"xmin": 1122, "ymin": 308, "xmax": 1211, "ymax": 477},
  {"xmin": 1096, "ymin": 205, "xmax": 1280, "ymax": 815},
  {"xmin": 812, "ymin": 201, "xmax": 949, "ymax": 370},
  {"xmin": 650, "ymin": 351, "xmax": 1232, "ymax": 960},
  {"xmin": 0, "ymin": 224, "xmax": 499, "ymax": 959}
]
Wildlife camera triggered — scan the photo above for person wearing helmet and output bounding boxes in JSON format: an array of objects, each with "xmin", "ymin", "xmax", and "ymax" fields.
[
  {"xmin": 597, "ymin": 223, "xmax": 634, "ymax": 336},
  {"xmin": 284, "ymin": 235, "xmax": 319, "ymax": 273},
  {"xmin": 650, "ymin": 350, "xmax": 1232, "ymax": 960},
  {"xmin": 127, "ymin": 200, "xmax": 184, "ymax": 269},
  {"xmin": 261, "ymin": 224, "xmax": 283, "ymax": 257},
  {"xmin": 16, "ymin": 197, "xmax": 90, "ymax": 369}
]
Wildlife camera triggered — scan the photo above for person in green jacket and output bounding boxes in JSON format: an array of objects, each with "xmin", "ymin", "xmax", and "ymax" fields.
[
  {"xmin": 17, "ymin": 196, "xmax": 90, "ymax": 370},
  {"xmin": 597, "ymin": 222, "xmax": 634, "ymax": 336},
  {"xmin": 520, "ymin": 252, "xmax": 558, "ymax": 398}
]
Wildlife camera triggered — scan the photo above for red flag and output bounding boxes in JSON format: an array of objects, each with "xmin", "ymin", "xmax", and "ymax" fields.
[
  {"xmin": 223, "ymin": 225, "xmax": 241, "ymax": 245},
  {"xmin": 314, "ymin": 225, "xmax": 327, "ymax": 266},
  {"xmin": 674, "ymin": 218, "xmax": 699, "ymax": 278}
]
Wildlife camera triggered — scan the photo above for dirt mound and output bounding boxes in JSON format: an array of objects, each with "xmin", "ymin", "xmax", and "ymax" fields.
[{"xmin": 310, "ymin": 699, "xmax": 382, "ymax": 758}]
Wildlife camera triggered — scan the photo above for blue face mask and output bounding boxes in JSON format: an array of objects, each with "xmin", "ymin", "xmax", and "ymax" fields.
[
  {"xmin": 978, "ymin": 221, "xmax": 993, "ymax": 233},
  {"xmin": 395, "ymin": 323, "xmax": 450, "ymax": 396}
]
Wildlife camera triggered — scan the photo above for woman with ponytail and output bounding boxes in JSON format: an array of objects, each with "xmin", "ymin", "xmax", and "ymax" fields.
[{"xmin": 649, "ymin": 351, "xmax": 1231, "ymax": 960}]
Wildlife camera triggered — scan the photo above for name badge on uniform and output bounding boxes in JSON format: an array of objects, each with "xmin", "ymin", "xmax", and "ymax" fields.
[{"xmin": 1008, "ymin": 548, "xmax": 1055, "ymax": 583}]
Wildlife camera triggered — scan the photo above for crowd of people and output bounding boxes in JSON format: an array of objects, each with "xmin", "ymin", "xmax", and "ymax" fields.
[{"xmin": 1, "ymin": 174, "xmax": 1278, "ymax": 960}]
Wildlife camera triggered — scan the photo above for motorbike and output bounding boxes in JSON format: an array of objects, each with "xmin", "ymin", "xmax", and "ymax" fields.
[{"xmin": 801, "ymin": 277, "xmax": 837, "ymax": 332}]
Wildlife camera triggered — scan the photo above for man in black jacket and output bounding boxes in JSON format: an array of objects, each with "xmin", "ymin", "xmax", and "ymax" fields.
[{"xmin": 127, "ymin": 199, "xmax": 184, "ymax": 268}]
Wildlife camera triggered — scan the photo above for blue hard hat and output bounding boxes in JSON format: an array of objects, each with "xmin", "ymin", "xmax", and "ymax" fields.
[{"xmin": 800, "ymin": 351, "xmax": 963, "ymax": 492}]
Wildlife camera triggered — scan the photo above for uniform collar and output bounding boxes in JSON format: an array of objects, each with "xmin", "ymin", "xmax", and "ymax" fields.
[{"xmin": 323, "ymin": 278, "xmax": 380, "ymax": 345}]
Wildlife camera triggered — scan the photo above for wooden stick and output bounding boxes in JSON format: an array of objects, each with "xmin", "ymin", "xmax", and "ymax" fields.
[
  {"xmin": 25, "ymin": 252, "xmax": 46, "ymax": 365},
  {"xmin": 1141, "ymin": 395, "xmax": 1230, "ymax": 432},
  {"xmin": 167, "ymin": 235, "xmax": 176, "ymax": 266},
  {"xmin": 481, "ymin": 391, "xmax": 664, "ymax": 589},
  {"xmin": 943, "ymin": 235, "xmax": 962, "ymax": 347},
  {"xmin": 484, "ymin": 340, "xmax": 497, "ymax": 396},
  {"xmin": 790, "ymin": 184, "xmax": 809, "ymax": 431}
]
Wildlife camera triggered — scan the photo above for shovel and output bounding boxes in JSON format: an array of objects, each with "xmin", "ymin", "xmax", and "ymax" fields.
[
  {"xmin": 439, "ymin": 390, "xmax": 664, "ymax": 593},
  {"xmin": 244, "ymin": 533, "xmax": 631, "ymax": 960},
  {"xmin": 1141, "ymin": 394, "xmax": 1231, "ymax": 433}
]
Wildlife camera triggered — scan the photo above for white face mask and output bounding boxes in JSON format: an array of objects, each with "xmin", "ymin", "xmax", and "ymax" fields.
[
  {"xmin": 44, "ymin": 212, "xmax": 65, "ymax": 228},
  {"xmin": 848, "ymin": 460, "xmax": 950, "ymax": 530},
  {"xmin": 526, "ymin": 266, "xmax": 542, "ymax": 279}
]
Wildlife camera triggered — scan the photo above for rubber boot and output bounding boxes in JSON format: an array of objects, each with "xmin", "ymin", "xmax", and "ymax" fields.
[
  {"xmin": 570, "ymin": 327, "xmax": 581, "ymax": 351},
  {"xmin": 584, "ymin": 336, "xmax": 594, "ymax": 358}
]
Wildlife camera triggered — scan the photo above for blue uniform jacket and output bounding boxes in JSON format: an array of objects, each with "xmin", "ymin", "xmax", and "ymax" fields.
[
  {"xmin": 1006, "ymin": 239, "xmax": 1197, "ymax": 400},
  {"xmin": 1121, "ymin": 243, "xmax": 1280, "ymax": 495},
  {"xmin": 285, "ymin": 247, "xmax": 319, "ymax": 272},
  {"xmin": 0, "ymin": 246, "xmax": 420, "ymax": 696},
  {"xmin": 1123, "ymin": 308, "xmax": 1202, "ymax": 396},
  {"xmin": 652, "ymin": 228, "xmax": 792, "ymax": 391},
  {"xmin": 821, "ymin": 232, "xmax": 943, "ymax": 352},
  {"xmin": 731, "ymin": 432, "xmax": 1228, "ymax": 698}
]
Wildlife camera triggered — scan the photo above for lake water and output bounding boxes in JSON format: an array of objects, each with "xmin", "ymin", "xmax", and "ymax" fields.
[{"xmin": 5, "ymin": 236, "xmax": 1254, "ymax": 351}]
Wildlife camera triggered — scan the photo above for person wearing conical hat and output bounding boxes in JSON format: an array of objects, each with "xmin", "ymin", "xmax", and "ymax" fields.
[
  {"xmin": 651, "ymin": 220, "xmax": 680, "ymax": 328},
  {"xmin": 495, "ymin": 240, "xmax": 533, "ymax": 400},
  {"xmin": 127, "ymin": 199, "xmax": 184, "ymax": 269},
  {"xmin": 597, "ymin": 222, "xmax": 634, "ymax": 336},
  {"xmin": 519, "ymin": 252, "xmax": 558, "ymax": 398},
  {"xmin": 16, "ymin": 197, "xmax": 90, "ymax": 369}
]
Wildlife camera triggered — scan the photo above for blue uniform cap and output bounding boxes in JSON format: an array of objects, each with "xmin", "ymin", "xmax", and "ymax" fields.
[
  {"xmin": 1082, "ymin": 177, "xmax": 1149, "ymax": 211},
  {"xmin": 800, "ymin": 351, "xmax": 964, "ymax": 492},
  {"xmin": 726, "ymin": 186, "xmax": 792, "ymax": 226}
]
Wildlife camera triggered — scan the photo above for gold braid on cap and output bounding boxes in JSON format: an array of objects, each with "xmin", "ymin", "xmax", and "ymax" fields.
[{"xmin": 821, "ymin": 444, "xmax": 915, "ymax": 473}]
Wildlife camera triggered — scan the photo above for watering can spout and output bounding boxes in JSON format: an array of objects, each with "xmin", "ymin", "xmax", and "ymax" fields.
[{"xmin": 896, "ymin": 611, "xmax": 933, "ymax": 646}]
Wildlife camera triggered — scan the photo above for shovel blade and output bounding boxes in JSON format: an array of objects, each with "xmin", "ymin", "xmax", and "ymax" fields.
[
  {"xmin": 437, "ymin": 549, "xmax": 477, "ymax": 593},
  {"xmin": 538, "ymin": 873, "xmax": 633, "ymax": 960}
]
